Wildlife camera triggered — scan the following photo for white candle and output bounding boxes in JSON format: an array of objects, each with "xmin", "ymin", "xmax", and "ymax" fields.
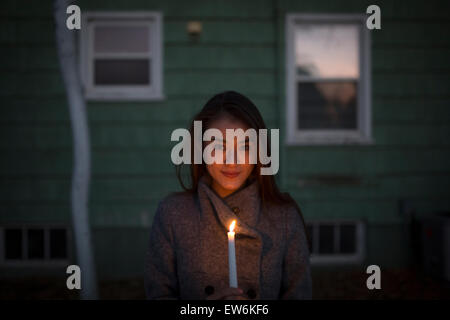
[{"xmin": 228, "ymin": 220, "xmax": 238, "ymax": 288}]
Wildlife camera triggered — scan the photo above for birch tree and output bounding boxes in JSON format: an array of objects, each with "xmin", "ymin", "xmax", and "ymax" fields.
[{"xmin": 53, "ymin": 0, "xmax": 98, "ymax": 299}]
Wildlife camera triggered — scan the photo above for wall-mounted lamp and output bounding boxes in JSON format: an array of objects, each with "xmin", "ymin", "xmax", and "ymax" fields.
[{"xmin": 187, "ymin": 21, "xmax": 202, "ymax": 40}]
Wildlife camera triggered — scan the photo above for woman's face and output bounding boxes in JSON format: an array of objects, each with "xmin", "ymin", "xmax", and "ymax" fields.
[{"xmin": 204, "ymin": 114, "xmax": 255, "ymax": 198}]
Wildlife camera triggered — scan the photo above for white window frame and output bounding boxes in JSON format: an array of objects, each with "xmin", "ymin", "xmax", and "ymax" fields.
[
  {"xmin": 80, "ymin": 11, "xmax": 164, "ymax": 101},
  {"xmin": 307, "ymin": 220, "xmax": 366, "ymax": 265},
  {"xmin": 0, "ymin": 224, "xmax": 71, "ymax": 267},
  {"xmin": 285, "ymin": 14, "xmax": 373, "ymax": 145}
]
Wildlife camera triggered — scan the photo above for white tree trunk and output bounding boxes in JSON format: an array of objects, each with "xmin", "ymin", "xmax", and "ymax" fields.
[{"xmin": 53, "ymin": 0, "xmax": 98, "ymax": 299}]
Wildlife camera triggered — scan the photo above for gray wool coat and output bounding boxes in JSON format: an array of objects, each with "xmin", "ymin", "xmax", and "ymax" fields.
[{"xmin": 144, "ymin": 175, "xmax": 312, "ymax": 300}]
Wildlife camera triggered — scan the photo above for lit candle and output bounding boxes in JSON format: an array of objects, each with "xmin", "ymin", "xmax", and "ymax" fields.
[{"xmin": 228, "ymin": 220, "xmax": 238, "ymax": 288}]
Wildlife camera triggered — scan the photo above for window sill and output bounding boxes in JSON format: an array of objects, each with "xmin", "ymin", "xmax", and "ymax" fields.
[
  {"xmin": 84, "ymin": 93, "xmax": 166, "ymax": 102},
  {"xmin": 286, "ymin": 134, "xmax": 375, "ymax": 146},
  {"xmin": 310, "ymin": 254, "xmax": 364, "ymax": 265}
]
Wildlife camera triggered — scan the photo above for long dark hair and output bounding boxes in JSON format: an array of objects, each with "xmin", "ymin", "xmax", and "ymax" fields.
[{"xmin": 175, "ymin": 91, "xmax": 310, "ymax": 248}]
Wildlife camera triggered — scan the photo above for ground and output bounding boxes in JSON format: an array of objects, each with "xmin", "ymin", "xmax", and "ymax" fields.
[{"xmin": 1, "ymin": 268, "xmax": 449, "ymax": 300}]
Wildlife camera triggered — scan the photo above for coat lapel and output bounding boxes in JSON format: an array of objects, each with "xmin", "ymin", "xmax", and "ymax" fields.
[
  {"xmin": 197, "ymin": 175, "xmax": 263, "ymax": 288},
  {"xmin": 198, "ymin": 175, "xmax": 262, "ymax": 240}
]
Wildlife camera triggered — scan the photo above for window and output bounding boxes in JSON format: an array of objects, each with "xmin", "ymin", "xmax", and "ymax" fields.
[
  {"xmin": 306, "ymin": 220, "xmax": 365, "ymax": 264},
  {"xmin": 0, "ymin": 225, "xmax": 70, "ymax": 266},
  {"xmin": 286, "ymin": 14, "xmax": 372, "ymax": 144},
  {"xmin": 80, "ymin": 12, "xmax": 163, "ymax": 101}
]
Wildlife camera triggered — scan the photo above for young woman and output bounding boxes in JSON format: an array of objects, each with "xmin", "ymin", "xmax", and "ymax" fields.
[{"xmin": 144, "ymin": 91, "xmax": 312, "ymax": 300}]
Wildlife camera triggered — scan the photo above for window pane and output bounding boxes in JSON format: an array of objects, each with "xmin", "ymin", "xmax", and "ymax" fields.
[
  {"xmin": 319, "ymin": 225, "xmax": 334, "ymax": 254},
  {"xmin": 50, "ymin": 229, "xmax": 67, "ymax": 259},
  {"xmin": 297, "ymin": 81, "xmax": 357, "ymax": 129},
  {"xmin": 94, "ymin": 59, "xmax": 150, "ymax": 85},
  {"xmin": 295, "ymin": 24, "xmax": 359, "ymax": 78},
  {"xmin": 340, "ymin": 224, "xmax": 356, "ymax": 254},
  {"xmin": 94, "ymin": 26, "xmax": 149, "ymax": 53},
  {"xmin": 5, "ymin": 229, "xmax": 22, "ymax": 260},
  {"xmin": 28, "ymin": 229, "xmax": 44, "ymax": 259}
]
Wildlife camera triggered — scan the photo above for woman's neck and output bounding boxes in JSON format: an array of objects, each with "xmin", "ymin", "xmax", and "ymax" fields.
[
  {"xmin": 211, "ymin": 180, "xmax": 235, "ymax": 198},
  {"xmin": 210, "ymin": 179, "xmax": 250, "ymax": 198}
]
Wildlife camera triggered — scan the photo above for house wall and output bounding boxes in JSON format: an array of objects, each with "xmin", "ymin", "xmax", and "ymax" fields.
[{"xmin": 1, "ymin": 0, "xmax": 449, "ymax": 278}]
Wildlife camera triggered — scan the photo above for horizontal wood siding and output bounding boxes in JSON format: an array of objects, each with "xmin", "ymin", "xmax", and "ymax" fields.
[{"xmin": 0, "ymin": 0, "xmax": 448, "ymax": 272}]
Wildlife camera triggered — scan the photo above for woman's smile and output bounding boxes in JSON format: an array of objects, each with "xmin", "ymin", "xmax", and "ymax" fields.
[{"xmin": 221, "ymin": 170, "xmax": 241, "ymax": 179}]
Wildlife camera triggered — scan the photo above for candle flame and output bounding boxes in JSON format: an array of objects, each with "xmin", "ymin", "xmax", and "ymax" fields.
[{"xmin": 229, "ymin": 220, "xmax": 236, "ymax": 233}]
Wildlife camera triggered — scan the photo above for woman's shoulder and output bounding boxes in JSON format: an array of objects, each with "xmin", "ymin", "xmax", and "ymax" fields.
[
  {"xmin": 266, "ymin": 195, "xmax": 305, "ymax": 227},
  {"xmin": 156, "ymin": 191, "xmax": 197, "ymax": 218},
  {"xmin": 160, "ymin": 190, "xmax": 195, "ymax": 204}
]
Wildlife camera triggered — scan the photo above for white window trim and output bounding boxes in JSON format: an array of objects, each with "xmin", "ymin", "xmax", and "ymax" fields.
[
  {"xmin": 285, "ymin": 14, "xmax": 373, "ymax": 145},
  {"xmin": 0, "ymin": 224, "xmax": 71, "ymax": 267},
  {"xmin": 307, "ymin": 220, "xmax": 366, "ymax": 265},
  {"xmin": 80, "ymin": 11, "xmax": 164, "ymax": 101}
]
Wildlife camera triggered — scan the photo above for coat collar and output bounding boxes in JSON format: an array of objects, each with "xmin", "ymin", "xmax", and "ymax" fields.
[
  {"xmin": 197, "ymin": 174, "xmax": 262, "ymax": 240},
  {"xmin": 197, "ymin": 174, "xmax": 264, "ymax": 289}
]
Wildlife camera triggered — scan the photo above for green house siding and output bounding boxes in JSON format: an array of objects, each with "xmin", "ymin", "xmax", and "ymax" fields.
[{"xmin": 1, "ymin": 0, "xmax": 449, "ymax": 277}]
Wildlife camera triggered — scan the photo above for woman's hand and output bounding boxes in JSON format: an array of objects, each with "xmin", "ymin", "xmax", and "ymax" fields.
[{"xmin": 206, "ymin": 287, "xmax": 249, "ymax": 300}]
